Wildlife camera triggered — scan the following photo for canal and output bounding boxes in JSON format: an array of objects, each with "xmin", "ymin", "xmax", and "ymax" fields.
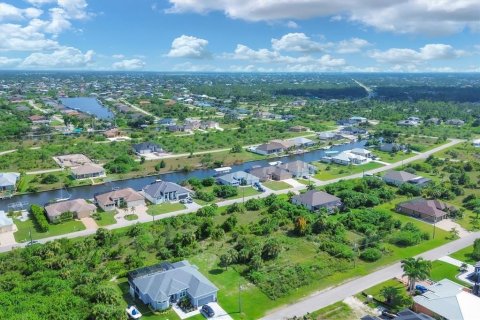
[{"xmin": 0, "ymin": 140, "xmax": 366, "ymax": 210}]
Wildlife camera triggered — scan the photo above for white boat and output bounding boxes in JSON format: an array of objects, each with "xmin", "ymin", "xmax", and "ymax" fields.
[
  {"xmin": 214, "ymin": 166, "xmax": 232, "ymax": 176},
  {"xmin": 268, "ymin": 161, "xmax": 282, "ymax": 166},
  {"xmin": 54, "ymin": 188, "xmax": 71, "ymax": 202}
]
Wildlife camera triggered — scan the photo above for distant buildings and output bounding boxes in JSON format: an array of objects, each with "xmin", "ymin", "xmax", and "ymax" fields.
[
  {"xmin": 132, "ymin": 142, "xmax": 163, "ymax": 155},
  {"xmin": 289, "ymin": 125, "xmax": 309, "ymax": 132},
  {"xmin": 445, "ymin": 119, "xmax": 465, "ymax": 126},
  {"xmin": 398, "ymin": 116, "xmax": 422, "ymax": 126}
]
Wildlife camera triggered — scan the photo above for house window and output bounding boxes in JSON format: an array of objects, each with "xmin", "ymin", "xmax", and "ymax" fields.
[{"xmin": 180, "ymin": 290, "xmax": 186, "ymax": 298}]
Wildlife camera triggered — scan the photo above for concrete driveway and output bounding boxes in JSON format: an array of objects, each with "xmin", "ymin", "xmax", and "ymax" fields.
[{"xmin": 203, "ymin": 302, "xmax": 232, "ymax": 320}]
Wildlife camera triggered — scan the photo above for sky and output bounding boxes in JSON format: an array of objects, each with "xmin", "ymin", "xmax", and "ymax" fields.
[{"xmin": 0, "ymin": 0, "xmax": 479, "ymax": 72}]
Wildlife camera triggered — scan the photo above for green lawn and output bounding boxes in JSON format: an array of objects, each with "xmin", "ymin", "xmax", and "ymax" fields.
[
  {"xmin": 263, "ymin": 180, "xmax": 292, "ymax": 191},
  {"xmin": 217, "ymin": 186, "xmax": 261, "ymax": 203},
  {"xmin": 430, "ymin": 260, "xmax": 469, "ymax": 286},
  {"xmin": 363, "ymin": 278, "xmax": 406, "ymax": 301},
  {"xmin": 308, "ymin": 301, "xmax": 355, "ymax": 320},
  {"xmin": 125, "ymin": 214, "xmax": 138, "ymax": 221},
  {"xmin": 95, "ymin": 211, "xmax": 117, "ymax": 226},
  {"xmin": 313, "ymin": 162, "xmax": 384, "ymax": 180},
  {"xmin": 373, "ymin": 150, "xmax": 415, "ymax": 163},
  {"xmin": 450, "ymin": 245, "xmax": 477, "ymax": 265},
  {"xmin": 147, "ymin": 202, "xmax": 187, "ymax": 216},
  {"xmin": 14, "ymin": 218, "xmax": 86, "ymax": 242}
]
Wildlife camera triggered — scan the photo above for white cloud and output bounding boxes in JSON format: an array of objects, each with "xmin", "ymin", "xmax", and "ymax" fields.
[
  {"xmin": 167, "ymin": 0, "xmax": 480, "ymax": 35},
  {"xmin": 0, "ymin": 3, "xmax": 43, "ymax": 21},
  {"xmin": 26, "ymin": 0, "xmax": 57, "ymax": 6},
  {"xmin": 369, "ymin": 44, "xmax": 464, "ymax": 64},
  {"xmin": 271, "ymin": 33, "xmax": 324, "ymax": 52},
  {"xmin": 167, "ymin": 35, "xmax": 211, "ymax": 59},
  {"xmin": 112, "ymin": 54, "xmax": 125, "ymax": 59},
  {"xmin": 231, "ymin": 44, "xmax": 281, "ymax": 61},
  {"xmin": 336, "ymin": 38, "xmax": 371, "ymax": 54},
  {"xmin": 112, "ymin": 58, "xmax": 145, "ymax": 70},
  {"xmin": 58, "ymin": 0, "xmax": 89, "ymax": 20},
  {"xmin": 0, "ymin": 56, "xmax": 21, "ymax": 67},
  {"xmin": 286, "ymin": 21, "xmax": 299, "ymax": 29},
  {"xmin": 21, "ymin": 47, "xmax": 94, "ymax": 68},
  {"xmin": 172, "ymin": 62, "xmax": 218, "ymax": 71},
  {"xmin": 0, "ymin": 22, "xmax": 60, "ymax": 51}
]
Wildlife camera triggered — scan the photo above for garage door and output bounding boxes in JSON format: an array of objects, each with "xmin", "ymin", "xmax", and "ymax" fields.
[
  {"xmin": 178, "ymin": 193, "xmax": 188, "ymax": 199},
  {"xmin": 197, "ymin": 295, "xmax": 214, "ymax": 306}
]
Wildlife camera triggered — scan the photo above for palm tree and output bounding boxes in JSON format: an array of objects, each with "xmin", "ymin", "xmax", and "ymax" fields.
[
  {"xmin": 380, "ymin": 285, "xmax": 400, "ymax": 305},
  {"xmin": 401, "ymin": 257, "xmax": 432, "ymax": 292}
]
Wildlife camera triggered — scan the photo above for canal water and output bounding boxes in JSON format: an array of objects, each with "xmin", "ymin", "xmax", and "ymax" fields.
[
  {"xmin": 60, "ymin": 97, "xmax": 114, "ymax": 120},
  {"xmin": 0, "ymin": 141, "xmax": 366, "ymax": 210}
]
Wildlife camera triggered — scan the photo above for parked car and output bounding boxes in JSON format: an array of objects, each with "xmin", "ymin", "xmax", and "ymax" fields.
[
  {"xmin": 381, "ymin": 310, "xmax": 397, "ymax": 319},
  {"xmin": 26, "ymin": 240, "xmax": 39, "ymax": 246},
  {"xmin": 201, "ymin": 304, "xmax": 215, "ymax": 317},
  {"xmin": 415, "ymin": 284, "xmax": 428, "ymax": 293}
]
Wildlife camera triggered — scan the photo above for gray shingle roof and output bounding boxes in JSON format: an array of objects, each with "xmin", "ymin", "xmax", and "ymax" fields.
[
  {"xmin": 383, "ymin": 170, "xmax": 419, "ymax": 182},
  {"xmin": 131, "ymin": 260, "xmax": 218, "ymax": 302},
  {"xmin": 293, "ymin": 190, "xmax": 341, "ymax": 207},
  {"xmin": 143, "ymin": 181, "xmax": 189, "ymax": 198}
]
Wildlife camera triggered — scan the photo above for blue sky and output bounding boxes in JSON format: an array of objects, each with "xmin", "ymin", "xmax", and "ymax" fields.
[{"xmin": 0, "ymin": 0, "xmax": 479, "ymax": 71}]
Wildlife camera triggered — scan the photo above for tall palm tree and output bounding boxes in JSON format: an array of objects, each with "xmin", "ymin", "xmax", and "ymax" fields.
[{"xmin": 401, "ymin": 257, "xmax": 432, "ymax": 292}]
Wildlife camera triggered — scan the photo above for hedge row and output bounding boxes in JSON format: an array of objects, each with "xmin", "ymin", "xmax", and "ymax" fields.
[{"xmin": 30, "ymin": 204, "xmax": 49, "ymax": 232}]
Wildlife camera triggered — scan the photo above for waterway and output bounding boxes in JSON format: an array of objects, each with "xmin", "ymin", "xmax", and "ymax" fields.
[
  {"xmin": 60, "ymin": 97, "xmax": 114, "ymax": 120},
  {"xmin": 0, "ymin": 140, "xmax": 366, "ymax": 210}
]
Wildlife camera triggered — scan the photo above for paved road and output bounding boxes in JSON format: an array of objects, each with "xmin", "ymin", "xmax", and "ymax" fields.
[
  {"xmin": 261, "ymin": 231, "xmax": 480, "ymax": 320},
  {"xmin": 0, "ymin": 139, "xmax": 463, "ymax": 254}
]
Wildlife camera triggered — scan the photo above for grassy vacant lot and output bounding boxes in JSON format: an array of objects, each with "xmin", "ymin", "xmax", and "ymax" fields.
[
  {"xmin": 14, "ymin": 218, "xmax": 85, "ymax": 242},
  {"xmin": 263, "ymin": 180, "xmax": 292, "ymax": 191},
  {"xmin": 308, "ymin": 301, "xmax": 354, "ymax": 320},
  {"xmin": 218, "ymin": 186, "xmax": 262, "ymax": 203},
  {"xmin": 372, "ymin": 150, "xmax": 415, "ymax": 163},
  {"xmin": 313, "ymin": 161, "xmax": 384, "ymax": 180},
  {"xmin": 17, "ymin": 171, "xmax": 92, "ymax": 193},
  {"xmin": 147, "ymin": 202, "xmax": 186, "ymax": 216},
  {"xmin": 362, "ymin": 278, "xmax": 406, "ymax": 302},
  {"xmin": 95, "ymin": 211, "xmax": 117, "ymax": 226},
  {"xmin": 450, "ymin": 245, "xmax": 477, "ymax": 265},
  {"xmin": 430, "ymin": 260, "xmax": 468, "ymax": 286}
]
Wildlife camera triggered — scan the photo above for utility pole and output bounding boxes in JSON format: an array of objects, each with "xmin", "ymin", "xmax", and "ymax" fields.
[
  {"xmin": 433, "ymin": 220, "xmax": 436, "ymax": 239},
  {"xmin": 238, "ymin": 283, "xmax": 242, "ymax": 313},
  {"xmin": 242, "ymin": 187, "xmax": 245, "ymax": 204},
  {"xmin": 29, "ymin": 227, "xmax": 33, "ymax": 244}
]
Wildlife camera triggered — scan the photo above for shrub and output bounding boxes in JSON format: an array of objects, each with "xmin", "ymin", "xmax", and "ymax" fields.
[
  {"xmin": 195, "ymin": 205, "xmax": 216, "ymax": 217},
  {"xmin": 360, "ymin": 248, "xmax": 382, "ymax": 262},
  {"xmin": 389, "ymin": 231, "xmax": 422, "ymax": 247},
  {"xmin": 320, "ymin": 240, "xmax": 354, "ymax": 259},
  {"xmin": 245, "ymin": 198, "xmax": 262, "ymax": 211},
  {"xmin": 213, "ymin": 185, "xmax": 238, "ymax": 198},
  {"xmin": 30, "ymin": 204, "xmax": 49, "ymax": 232},
  {"xmin": 195, "ymin": 190, "xmax": 215, "ymax": 202},
  {"xmin": 40, "ymin": 174, "xmax": 59, "ymax": 184}
]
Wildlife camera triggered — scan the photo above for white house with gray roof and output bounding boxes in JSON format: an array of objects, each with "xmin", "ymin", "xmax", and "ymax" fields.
[
  {"xmin": 216, "ymin": 171, "xmax": 260, "ymax": 186},
  {"xmin": 292, "ymin": 190, "xmax": 342, "ymax": 212},
  {"xmin": 128, "ymin": 260, "xmax": 218, "ymax": 311},
  {"xmin": 142, "ymin": 180, "xmax": 191, "ymax": 204},
  {"xmin": 0, "ymin": 172, "xmax": 20, "ymax": 192},
  {"xmin": 383, "ymin": 170, "xmax": 431, "ymax": 187}
]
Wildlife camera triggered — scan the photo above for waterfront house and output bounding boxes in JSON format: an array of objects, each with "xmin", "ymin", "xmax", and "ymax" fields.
[
  {"xmin": 95, "ymin": 188, "xmax": 145, "ymax": 211},
  {"xmin": 44, "ymin": 199, "xmax": 97, "ymax": 222},
  {"xmin": 0, "ymin": 172, "xmax": 20, "ymax": 192},
  {"xmin": 71, "ymin": 164, "xmax": 105, "ymax": 180},
  {"xmin": 278, "ymin": 160, "xmax": 316, "ymax": 178},
  {"xmin": 217, "ymin": 171, "xmax": 260, "ymax": 186},
  {"xmin": 142, "ymin": 180, "xmax": 191, "ymax": 204},
  {"xmin": 0, "ymin": 211, "xmax": 15, "ymax": 234},
  {"xmin": 128, "ymin": 260, "xmax": 218, "ymax": 311},
  {"xmin": 248, "ymin": 166, "xmax": 292, "ymax": 182}
]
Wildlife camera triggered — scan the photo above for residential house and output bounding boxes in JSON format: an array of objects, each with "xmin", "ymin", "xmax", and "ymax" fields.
[
  {"xmin": 71, "ymin": 164, "xmax": 105, "ymax": 180},
  {"xmin": 253, "ymin": 140, "xmax": 292, "ymax": 155},
  {"xmin": 158, "ymin": 118, "xmax": 176, "ymax": 126},
  {"xmin": 183, "ymin": 118, "xmax": 201, "ymax": 132},
  {"xmin": 128, "ymin": 260, "xmax": 218, "ymax": 311},
  {"xmin": 324, "ymin": 151, "xmax": 368, "ymax": 165},
  {"xmin": 28, "ymin": 115, "xmax": 50, "ymax": 125},
  {"xmin": 0, "ymin": 172, "xmax": 20, "ymax": 192},
  {"xmin": 383, "ymin": 170, "xmax": 431, "ymax": 187},
  {"xmin": 378, "ymin": 143, "xmax": 407, "ymax": 153},
  {"xmin": 292, "ymin": 190, "xmax": 342, "ymax": 212},
  {"xmin": 0, "ymin": 211, "xmax": 15, "ymax": 233},
  {"xmin": 289, "ymin": 125, "xmax": 309, "ymax": 132},
  {"xmin": 349, "ymin": 116, "xmax": 368, "ymax": 124},
  {"xmin": 350, "ymin": 148, "xmax": 372, "ymax": 158},
  {"xmin": 15, "ymin": 105, "xmax": 30, "ymax": 112},
  {"xmin": 278, "ymin": 160, "xmax": 316, "ymax": 177},
  {"xmin": 340, "ymin": 126, "xmax": 367, "ymax": 135},
  {"xmin": 318, "ymin": 131, "xmax": 343, "ymax": 141},
  {"xmin": 44, "ymin": 199, "xmax": 97, "ymax": 222},
  {"xmin": 95, "ymin": 188, "xmax": 145, "ymax": 211},
  {"xmin": 133, "ymin": 142, "xmax": 163, "ymax": 155},
  {"xmin": 167, "ymin": 124, "xmax": 183, "ymax": 132},
  {"xmin": 289, "ymin": 137, "xmax": 315, "ymax": 148},
  {"xmin": 142, "ymin": 180, "xmax": 191, "ymax": 204},
  {"xmin": 248, "ymin": 166, "xmax": 292, "ymax": 182},
  {"xmin": 413, "ymin": 279, "xmax": 480, "ymax": 320},
  {"xmin": 398, "ymin": 116, "xmax": 421, "ymax": 126},
  {"xmin": 473, "ymin": 139, "xmax": 480, "ymax": 148},
  {"xmin": 103, "ymin": 128, "xmax": 122, "ymax": 138},
  {"xmin": 200, "ymin": 120, "xmax": 219, "ymax": 130},
  {"xmin": 396, "ymin": 198, "xmax": 455, "ymax": 223},
  {"xmin": 217, "ymin": 171, "xmax": 260, "ymax": 186},
  {"xmin": 446, "ymin": 119, "xmax": 465, "ymax": 126},
  {"xmin": 426, "ymin": 117, "xmax": 441, "ymax": 125},
  {"xmin": 54, "ymin": 154, "xmax": 93, "ymax": 168}
]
